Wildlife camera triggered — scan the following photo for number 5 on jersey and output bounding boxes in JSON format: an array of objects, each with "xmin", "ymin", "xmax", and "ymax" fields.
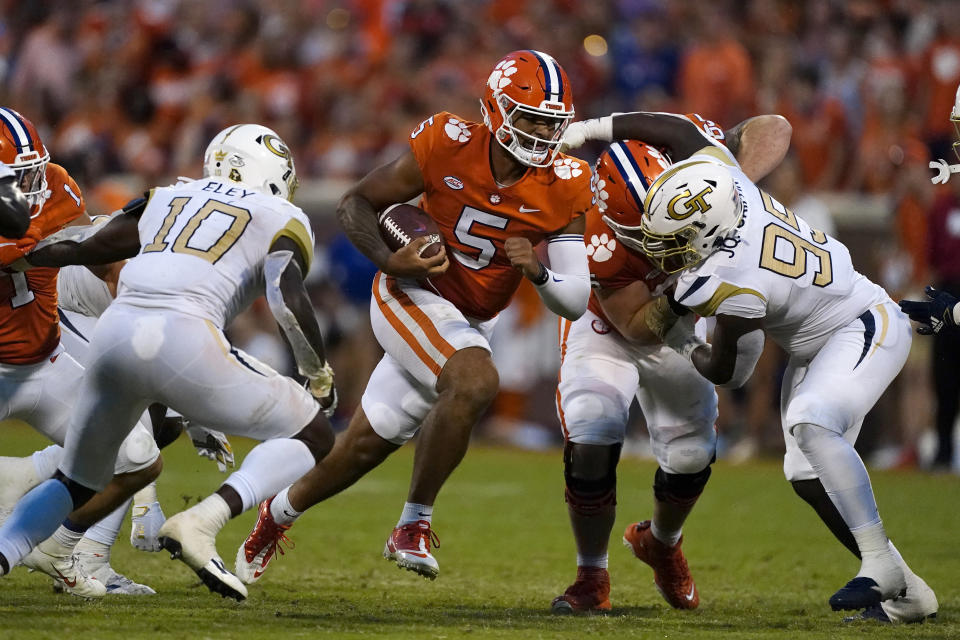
[
  {"xmin": 143, "ymin": 197, "xmax": 251, "ymax": 264},
  {"xmin": 452, "ymin": 206, "xmax": 508, "ymax": 270}
]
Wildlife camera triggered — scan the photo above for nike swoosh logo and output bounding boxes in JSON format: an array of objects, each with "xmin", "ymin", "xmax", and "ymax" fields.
[
  {"xmin": 404, "ymin": 551, "xmax": 429, "ymax": 558},
  {"xmin": 54, "ymin": 568, "xmax": 77, "ymax": 588},
  {"xmin": 417, "ymin": 512, "xmax": 431, "ymax": 517},
  {"xmin": 283, "ymin": 509, "xmax": 298, "ymax": 518},
  {"xmin": 552, "ymin": 275, "xmax": 564, "ymax": 283},
  {"xmin": 685, "ymin": 584, "xmax": 696, "ymax": 600},
  {"xmin": 519, "ymin": 205, "xmax": 540, "ymax": 213},
  {"xmin": 253, "ymin": 567, "xmax": 266, "ymax": 578}
]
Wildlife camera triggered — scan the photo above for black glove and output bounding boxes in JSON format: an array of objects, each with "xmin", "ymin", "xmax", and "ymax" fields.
[{"xmin": 899, "ymin": 286, "xmax": 959, "ymax": 335}]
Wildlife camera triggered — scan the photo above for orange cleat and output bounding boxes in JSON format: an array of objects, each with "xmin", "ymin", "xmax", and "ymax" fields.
[
  {"xmin": 234, "ymin": 498, "xmax": 294, "ymax": 585},
  {"xmin": 383, "ymin": 520, "xmax": 440, "ymax": 579},
  {"xmin": 622, "ymin": 520, "xmax": 699, "ymax": 609},
  {"xmin": 551, "ymin": 566, "xmax": 612, "ymax": 613}
]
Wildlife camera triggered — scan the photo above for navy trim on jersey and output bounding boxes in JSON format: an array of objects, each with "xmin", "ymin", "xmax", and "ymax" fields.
[
  {"xmin": 677, "ymin": 276, "xmax": 712, "ymax": 304},
  {"xmin": 57, "ymin": 308, "xmax": 89, "ymax": 343},
  {"xmin": 230, "ymin": 347, "xmax": 265, "ymax": 376},
  {"xmin": 854, "ymin": 310, "xmax": 875, "ymax": 370}
]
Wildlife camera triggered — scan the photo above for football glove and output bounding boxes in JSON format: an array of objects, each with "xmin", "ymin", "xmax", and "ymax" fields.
[
  {"xmin": 663, "ymin": 313, "xmax": 707, "ymax": 362},
  {"xmin": 307, "ymin": 362, "xmax": 338, "ymax": 418},
  {"xmin": 185, "ymin": 423, "xmax": 235, "ymax": 472},
  {"xmin": 899, "ymin": 286, "xmax": 960, "ymax": 335}
]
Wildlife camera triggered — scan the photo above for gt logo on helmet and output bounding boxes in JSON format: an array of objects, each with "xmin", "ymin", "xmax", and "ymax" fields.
[{"xmin": 667, "ymin": 186, "xmax": 714, "ymax": 221}]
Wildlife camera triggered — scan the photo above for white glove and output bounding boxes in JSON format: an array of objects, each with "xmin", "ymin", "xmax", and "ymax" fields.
[
  {"xmin": 663, "ymin": 314, "xmax": 707, "ymax": 362},
  {"xmin": 561, "ymin": 116, "xmax": 614, "ymax": 152},
  {"xmin": 185, "ymin": 423, "xmax": 235, "ymax": 472},
  {"xmin": 306, "ymin": 361, "xmax": 337, "ymax": 418}
]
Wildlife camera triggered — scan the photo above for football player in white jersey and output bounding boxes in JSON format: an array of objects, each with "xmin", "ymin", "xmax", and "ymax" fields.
[
  {"xmin": 0, "ymin": 124, "xmax": 336, "ymax": 602},
  {"xmin": 566, "ymin": 113, "xmax": 938, "ymax": 622},
  {"xmin": 899, "ymin": 83, "xmax": 960, "ymax": 333}
]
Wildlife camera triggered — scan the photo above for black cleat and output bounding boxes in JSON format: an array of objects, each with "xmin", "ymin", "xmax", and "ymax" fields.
[{"xmin": 830, "ymin": 577, "xmax": 884, "ymax": 611}]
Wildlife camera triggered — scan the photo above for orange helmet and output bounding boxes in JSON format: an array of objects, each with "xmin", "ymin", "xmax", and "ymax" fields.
[
  {"xmin": 481, "ymin": 50, "xmax": 574, "ymax": 168},
  {"xmin": 0, "ymin": 107, "xmax": 48, "ymax": 215},
  {"xmin": 594, "ymin": 140, "xmax": 671, "ymax": 253}
]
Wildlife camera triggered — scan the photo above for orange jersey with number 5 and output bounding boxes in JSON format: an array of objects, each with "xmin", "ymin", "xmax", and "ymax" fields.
[
  {"xmin": 0, "ymin": 163, "xmax": 85, "ymax": 364},
  {"xmin": 408, "ymin": 112, "xmax": 593, "ymax": 320}
]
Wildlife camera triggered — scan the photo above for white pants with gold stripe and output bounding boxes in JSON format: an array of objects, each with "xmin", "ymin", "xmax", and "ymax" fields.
[
  {"xmin": 62, "ymin": 302, "xmax": 318, "ymax": 490},
  {"xmin": 363, "ymin": 273, "xmax": 496, "ymax": 445},
  {"xmin": 782, "ymin": 300, "xmax": 911, "ymax": 481},
  {"xmin": 556, "ymin": 310, "xmax": 718, "ymax": 475}
]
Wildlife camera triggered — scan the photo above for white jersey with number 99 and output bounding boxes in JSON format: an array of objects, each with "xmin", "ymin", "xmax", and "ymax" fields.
[{"xmin": 117, "ymin": 177, "xmax": 314, "ymax": 328}]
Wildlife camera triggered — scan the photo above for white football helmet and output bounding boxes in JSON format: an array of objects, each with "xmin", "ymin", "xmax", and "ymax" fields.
[
  {"xmin": 203, "ymin": 124, "xmax": 298, "ymax": 201},
  {"xmin": 639, "ymin": 158, "xmax": 743, "ymax": 273}
]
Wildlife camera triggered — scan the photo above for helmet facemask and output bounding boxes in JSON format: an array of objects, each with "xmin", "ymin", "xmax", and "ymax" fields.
[
  {"xmin": 952, "ymin": 108, "xmax": 960, "ymax": 165},
  {"xmin": 12, "ymin": 150, "xmax": 49, "ymax": 217},
  {"xmin": 493, "ymin": 92, "xmax": 573, "ymax": 168}
]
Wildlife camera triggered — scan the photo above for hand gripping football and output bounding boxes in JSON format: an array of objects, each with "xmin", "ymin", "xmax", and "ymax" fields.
[{"xmin": 378, "ymin": 203, "xmax": 443, "ymax": 258}]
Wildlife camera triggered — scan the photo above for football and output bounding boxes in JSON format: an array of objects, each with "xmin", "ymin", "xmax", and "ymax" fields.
[{"xmin": 378, "ymin": 203, "xmax": 444, "ymax": 259}]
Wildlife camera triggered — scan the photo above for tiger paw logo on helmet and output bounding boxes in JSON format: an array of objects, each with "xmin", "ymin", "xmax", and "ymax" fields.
[
  {"xmin": 553, "ymin": 157, "xmax": 582, "ymax": 180},
  {"xmin": 590, "ymin": 172, "xmax": 609, "ymax": 212},
  {"xmin": 586, "ymin": 233, "xmax": 616, "ymax": 262},
  {"xmin": 444, "ymin": 118, "xmax": 471, "ymax": 143},
  {"xmin": 487, "ymin": 59, "xmax": 518, "ymax": 91}
]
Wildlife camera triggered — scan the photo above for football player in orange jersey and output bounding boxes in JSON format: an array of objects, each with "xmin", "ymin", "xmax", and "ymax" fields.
[
  {"xmin": 0, "ymin": 107, "xmax": 163, "ymax": 597},
  {"xmin": 551, "ymin": 116, "xmax": 792, "ymax": 613},
  {"xmin": 237, "ymin": 50, "xmax": 592, "ymax": 583}
]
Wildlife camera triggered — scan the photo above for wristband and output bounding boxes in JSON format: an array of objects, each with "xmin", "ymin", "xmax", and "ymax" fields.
[{"xmin": 532, "ymin": 262, "xmax": 549, "ymax": 286}]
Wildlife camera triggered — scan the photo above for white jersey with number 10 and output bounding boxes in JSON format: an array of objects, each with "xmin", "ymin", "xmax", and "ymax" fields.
[{"xmin": 117, "ymin": 177, "xmax": 314, "ymax": 328}]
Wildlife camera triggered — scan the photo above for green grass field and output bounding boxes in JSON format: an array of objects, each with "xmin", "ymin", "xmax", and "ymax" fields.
[{"xmin": 0, "ymin": 423, "xmax": 956, "ymax": 639}]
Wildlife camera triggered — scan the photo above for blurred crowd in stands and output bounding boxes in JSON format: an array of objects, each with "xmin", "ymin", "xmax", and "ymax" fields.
[{"xmin": 3, "ymin": 0, "xmax": 960, "ymax": 469}]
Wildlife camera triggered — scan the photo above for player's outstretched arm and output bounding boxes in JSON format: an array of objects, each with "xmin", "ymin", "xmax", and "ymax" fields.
[
  {"xmin": 724, "ymin": 115, "xmax": 792, "ymax": 182},
  {"xmin": 16, "ymin": 200, "xmax": 144, "ymax": 269},
  {"xmin": 337, "ymin": 150, "xmax": 447, "ymax": 279},
  {"xmin": 687, "ymin": 315, "xmax": 765, "ymax": 388},
  {"xmin": 265, "ymin": 236, "xmax": 336, "ymax": 414},
  {"xmin": 0, "ymin": 169, "xmax": 30, "ymax": 238},
  {"xmin": 564, "ymin": 112, "xmax": 714, "ymax": 161}
]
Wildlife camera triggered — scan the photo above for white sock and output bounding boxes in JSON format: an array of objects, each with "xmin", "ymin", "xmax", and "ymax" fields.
[
  {"xmin": 398, "ymin": 502, "xmax": 432, "ymax": 526},
  {"xmin": 270, "ymin": 486, "xmax": 302, "ymax": 526},
  {"xmin": 887, "ymin": 541, "xmax": 916, "ymax": 579},
  {"xmin": 191, "ymin": 494, "xmax": 231, "ymax": 533},
  {"xmin": 74, "ymin": 536, "xmax": 111, "ymax": 566},
  {"xmin": 650, "ymin": 520, "xmax": 682, "ymax": 547},
  {"xmin": 31, "ymin": 445, "xmax": 62, "ymax": 481},
  {"xmin": 577, "ymin": 553, "xmax": 608, "ymax": 569},
  {"xmin": 83, "ymin": 497, "xmax": 132, "ymax": 546},
  {"xmin": 223, "ymin": 438, "xmax": 314, "ymax": 512},
  {"xmin": 40, "ymin": 524, "xmax": 85, "ymax": 556}
]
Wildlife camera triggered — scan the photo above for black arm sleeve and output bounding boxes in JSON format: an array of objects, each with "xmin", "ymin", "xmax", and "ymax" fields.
[{"xmin": 611, "ymin": 113, "xmax": 714, "ymax": 161}]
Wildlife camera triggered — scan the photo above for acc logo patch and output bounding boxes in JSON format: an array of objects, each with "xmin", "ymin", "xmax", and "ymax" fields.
[
  {"xmin": 444, "ymin": 118, "xmax": 471, "ymax": 143},
  {"xmin": 667, "ymin": 186, "xmax": 713, "ymax": 220},
  {"xmin": 591, "ymin": 319, "xmax": 611, "ymax": 335},
  {"xmin": 553, "ymin": 158, "xmax": 583, "ymax": 180},
  {"xmin": 443, "ymin": 176, "xmax": 464, "ymax": 190}
]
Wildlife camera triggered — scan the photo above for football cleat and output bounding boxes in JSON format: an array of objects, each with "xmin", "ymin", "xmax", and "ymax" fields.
[
  {"xmin": 383, "ymin": 520, "xmax": 440, "ymax": 580},
  {"xmin": 74, "ymin": 548, "xmax": 156, "ymax": 595},
  {"xmin": 22, "ymin": 547, "xmax": 106, "ymax": 598},
  {"xmin": 880, "ymin": 572, "xmax": 938, "ymax": 623},
  {"xmin": 829, "ymin": 576, "xmax": 902, "ymax": 611},
  {"xmin": 551, "ymin": 566, "xmax": 612, "ymax": 614},
  {"xmin": 157, "ymin": 510, "xmax": 247, "ymax": 601},
  {"xmin": 623, "ymin": 520, "xmax": 699, "ymax": 609},
  {"xmin": 130, "ymin": 500, "xmax": 166, "ymax": 552},
  {"xmin": 235, "ymin": 498, "xmax": 294, "ymax": 585}
]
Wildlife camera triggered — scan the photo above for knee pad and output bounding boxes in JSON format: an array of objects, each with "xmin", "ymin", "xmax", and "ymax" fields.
[
  {"xmin": 117, "ymin": 424, "xmax": 161, "ymax": 471},
  {"xmin": 53, "ymin": 470, "xmax": 96, "ymax": 509},
  {"xmin": 560, "ymin": 383, "xmax": 629, "ymax": 445},
  {"xmin": 653, "ymin": 465, "xmax": 712, "ymax": 508},
  {"xmin": 563, "ymin": 442, "xmax": 622, "ymax": 515}
]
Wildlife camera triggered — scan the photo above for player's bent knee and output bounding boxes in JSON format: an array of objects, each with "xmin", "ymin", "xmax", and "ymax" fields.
[
  {"xmin": 53, "ymin": 470, "xmax": 97, "ymax": 510},
  {"xmin": 562, "ymin": 389, "xmax": 628, "ymax": 444},
  {"xmin": 653, "ymin": 465, "xmax": 712, "ymax": 508},
  {"xmin": 293, "ymin": 413, "xmax": 337, "ymax": 462},
  {"xmin": 440, "ymin": 349, "xmax": 499, "ymax": 406},
  {"xmin": 563, "ymin": 442, "xmax": 622, "ymax": 516}
]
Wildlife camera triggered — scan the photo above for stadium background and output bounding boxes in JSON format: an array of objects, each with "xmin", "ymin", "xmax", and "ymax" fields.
[{"xmin": 4, "ymin": 0, "xmax": 960, "ymax": 468}]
